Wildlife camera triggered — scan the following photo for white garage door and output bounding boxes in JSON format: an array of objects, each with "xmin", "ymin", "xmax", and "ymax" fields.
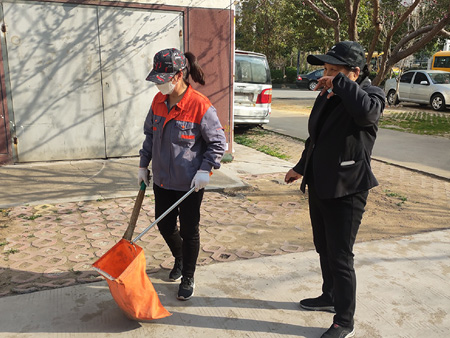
[
  {"xmin": 1, "ymin": 2, "xmax": 182, "ymax": 161},
  {"xmin": 98, "ymin": 6, "xmax": 183, "ymax": 157}
]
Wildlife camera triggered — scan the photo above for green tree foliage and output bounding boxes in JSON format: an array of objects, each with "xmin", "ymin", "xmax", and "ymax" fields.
[
  {"xmin": 235, "ymin": 0, "xmax": 330, "ymax": 69},
  {"xmin": 236, "ymin": 0, "xmax": 450, "ymax": 85}
]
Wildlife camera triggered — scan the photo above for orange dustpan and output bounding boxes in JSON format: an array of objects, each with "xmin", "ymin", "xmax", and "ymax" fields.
[{"xmin": 92, "ymin": 182, "xmax": 195, "ymax": 321}]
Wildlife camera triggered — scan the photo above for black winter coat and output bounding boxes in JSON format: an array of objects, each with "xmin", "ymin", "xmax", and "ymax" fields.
[{"xmin": 293, "ymin": 73, "xmax": 386, "ymax": 199}]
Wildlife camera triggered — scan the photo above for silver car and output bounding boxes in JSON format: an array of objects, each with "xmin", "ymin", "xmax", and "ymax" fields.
[
  {"xmin": 234, "ymin": 50, "xmax": 272, "ymax": 126},
  {"xmin": 384, "ymin": 70, "xmax": 450, "ymax": 111}
]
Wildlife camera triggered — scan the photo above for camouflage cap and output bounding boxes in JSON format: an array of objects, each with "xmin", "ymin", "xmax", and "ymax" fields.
[{"xmin": 146, "ymin": 48, "xmax": 187, "ymax": 84}]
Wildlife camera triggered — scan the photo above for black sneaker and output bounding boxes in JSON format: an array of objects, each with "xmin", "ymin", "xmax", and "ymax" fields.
[
  {"xmin": 169, "ymin": 257, "xmax": 183, "ymax": 282},
  {"xmin": 299, "ymin": 294, "xmax": 335, "ymax": 313},
  {"xmin": 177, "ymin": 277, "xmax": 195, "ymax": 301},
  {"xmin": 321, "ymin": 323, "xmax": 355, "ymax": 338}
]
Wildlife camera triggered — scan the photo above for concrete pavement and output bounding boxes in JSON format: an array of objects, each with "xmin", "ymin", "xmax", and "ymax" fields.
[
  {"xmin": 1, "ymin": 228, "xmax": 449, "ymax": 337},
  {"xmin": 268, "ymin": 112, "xmax": 450, "ymax": 179},
  {"xmin": 0, "ymin": 143, "xmax": 449, "ymax": 337}
]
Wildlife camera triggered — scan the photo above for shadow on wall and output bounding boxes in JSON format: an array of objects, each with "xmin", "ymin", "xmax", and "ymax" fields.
[{"xmin": 3, "ymin": 3, "xmax": 180, "ymax": 162}]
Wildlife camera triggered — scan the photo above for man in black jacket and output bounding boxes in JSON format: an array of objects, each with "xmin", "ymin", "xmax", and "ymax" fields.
[{"xmin": 285, "ymin": 41, "xmax": 385, "ymax": 338}]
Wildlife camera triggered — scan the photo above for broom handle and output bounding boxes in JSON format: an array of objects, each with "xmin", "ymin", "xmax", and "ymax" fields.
[
  {"xmin": 131, "ymin": 187, "xmax": 196, "ymax": 244},
  {"xmin": 122, "ymin": 181, "xmax": 147, "ymax": 241}
]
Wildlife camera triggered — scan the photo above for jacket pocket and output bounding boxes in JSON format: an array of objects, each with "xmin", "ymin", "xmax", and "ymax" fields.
[{"xmin": 174, "ymin": 121, "xmax": 198, "ymax": 146}]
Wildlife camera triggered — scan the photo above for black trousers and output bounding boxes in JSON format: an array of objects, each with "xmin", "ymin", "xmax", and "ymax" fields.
[
  {"xmin": 308, "ymin": 183, "xmax": 368, "ymax": 328},
  {"xmin": 153, "ymin": 184, "xmax": 204, "ymax": 279}
]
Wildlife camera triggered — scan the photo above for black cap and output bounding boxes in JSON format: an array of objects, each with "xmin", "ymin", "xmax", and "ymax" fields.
[
  {"xmin": 146, "ymin": 48, "xmax": 187, "ymax": 84},
  {"xmin": 307, "ymin": 41, "xmax": 366, "ymax": 69}
]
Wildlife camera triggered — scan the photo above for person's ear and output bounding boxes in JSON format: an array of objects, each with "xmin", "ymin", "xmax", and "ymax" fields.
[
  {"xmin": 348, "ymin": 67, "xmax": 360, "ymax": 81},
  {"xmin": 353, "ymin": 67, "xmax": 361, "ymax": 79}
]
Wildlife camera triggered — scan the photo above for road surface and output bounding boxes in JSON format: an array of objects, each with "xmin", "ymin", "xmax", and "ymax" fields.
[{"xmin": 267, "ymin": 88, "xmax": 450, "ymax": 179}]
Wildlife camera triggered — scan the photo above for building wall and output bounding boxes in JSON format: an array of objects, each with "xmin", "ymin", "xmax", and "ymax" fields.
[
  {"xmin": 0, "ymin": 0, "xmax": 234, "ymax": 164},
  {"xmin": 0, "ymin": 38, "xmax": 11, "ymax": 165},
  {"xmin": 186, "ymin": 7, "xmax": 234, "ymax": 144}
]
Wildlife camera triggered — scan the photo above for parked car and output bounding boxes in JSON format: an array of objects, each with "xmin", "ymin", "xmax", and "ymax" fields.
[
  {"xmin": 296, "ymin": 68, "xmax": 324, "ymax": 91},
  {"xmin": 384, "ymin": 70, "xmax": 450, "ymax": 111},
  {"xmin": 234, "ymin": 50, "xmax": 272, "ymax": 126}
]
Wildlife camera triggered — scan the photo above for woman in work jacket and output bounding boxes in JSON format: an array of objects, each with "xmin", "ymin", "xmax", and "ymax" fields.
[{"xmin": 138, "ymin": 48, "xmax": 226, "ymax": 301}]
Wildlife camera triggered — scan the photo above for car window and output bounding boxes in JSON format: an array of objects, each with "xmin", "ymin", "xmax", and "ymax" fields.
[
  {"xmin": 400, "ymin": 72, "xmax": 414, "ymax": 84},
  {"xmin": 428, "ymin": 72, "xmax": 450, "ymax": 84},
  {"xmin": 413, "ymin": 72, "xmax": 428, "ymax": 84},
  {"xmin": 433, "ymin": 56, "xmax": 450, "ymax": 68},
  {"xmin": 235, "ymin": 55, "xmax": 271, "ymax": 84},
  {"xmin": 316, "ymin": 69, "xmax": 324, "ymax": 77}
]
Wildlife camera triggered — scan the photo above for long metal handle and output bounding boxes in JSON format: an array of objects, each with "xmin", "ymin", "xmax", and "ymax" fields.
[{"xmin": 131, "ymin": 187, "xmax": 196, "ymax": 243}]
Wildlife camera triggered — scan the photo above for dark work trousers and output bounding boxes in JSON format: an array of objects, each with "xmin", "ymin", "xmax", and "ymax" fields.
[
  {"xmin": 153, "ymin": 184, "xmax": 204, "ymax": 279},
  {"xmin": 307, "ymin": 182, "xmax": 368, "ymax": 328}
]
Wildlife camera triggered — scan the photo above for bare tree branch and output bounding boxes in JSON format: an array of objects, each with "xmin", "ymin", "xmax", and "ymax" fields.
[
  {"xmin": 439, "ymin": 29, "xmax": 450, "ymax": 38},
  {"xmin": 375, "ymin": 0, "xmax": 423, "ymax": 85},
  {"xmin": 345, "ymin": 0, "xmax": 361, "ymax": 40},
  {"xmin": 392, "ymin": 15, "xmax": 450, "ymax": 64},
  {"xmin": 320, "ymin": 0, "xmax": 339, "ymax": 16},
  {"xmin": 392, "ymin": 25, "xmax": 434, "ymax": 56},
  {"xmin": 366, "ymin": 0, "xmax": 382, "ymax": 66},
  {"xmin": 304, "ymin": 0, "xmax": 340, "ymax": 42}
]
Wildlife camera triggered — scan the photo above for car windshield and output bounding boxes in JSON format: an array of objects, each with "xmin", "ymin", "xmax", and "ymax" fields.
[
  {"xmin": 235, "ymin": 55, "xmax": 271, "ymax": 84},
  {"xmin": 428, "ymin": 72, "xmax": 450, "ymax": 84},
  {"xmin": 309, "ymin": 69, "xmax": 323, "ymax": 76}
]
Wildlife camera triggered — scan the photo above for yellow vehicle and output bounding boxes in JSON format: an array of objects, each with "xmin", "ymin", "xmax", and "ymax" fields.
[
  {"xmin": 365, "ymin": 52, "xmax": 400, "ymax": 74},
  {"xmin": 431, "ymin": 51, "xmax": 450, "ymax": 72},
  {"xmin": 365, "ymin": 51, "xmax": 384, "ymax": 72}
]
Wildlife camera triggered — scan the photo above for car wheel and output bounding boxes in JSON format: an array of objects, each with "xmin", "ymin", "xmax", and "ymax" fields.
[
  {"xmin": 431, "ymin": 93, "xmax": 445, "ymax": 111},
  {"xmin": 308, "ymin": 80, "xmax": 318, "ymax": 91},
  {"xmin": 387, "ymin": 90, "xmax": 399, "ymax": 105}
]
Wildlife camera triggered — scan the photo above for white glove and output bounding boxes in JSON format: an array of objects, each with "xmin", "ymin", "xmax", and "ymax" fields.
[
  {"xmin": 138, "ymin": 167, "xmax": 150, "ymax": 187},
  {"xmin": 191, "ymin": 170, "xmax": 210, "ymax": 192}
]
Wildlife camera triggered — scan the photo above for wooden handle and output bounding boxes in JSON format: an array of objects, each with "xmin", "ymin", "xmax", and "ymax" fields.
[{"xmin": 122, "ymin": 182, "xmax": 146, "ymax": 241}]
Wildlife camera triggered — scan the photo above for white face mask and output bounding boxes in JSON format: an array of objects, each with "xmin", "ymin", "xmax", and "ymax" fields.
[{"xmin": 156, "ymin": 80, "xmax": 176, "ymax": 95}]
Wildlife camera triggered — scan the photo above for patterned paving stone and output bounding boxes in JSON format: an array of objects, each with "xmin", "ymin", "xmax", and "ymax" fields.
[
  {"xmin": 235, "ymin": 248, "xmax": 261, "ymax": 259},
  {"xmin": 43, "ymin": 268, "xmax": 70, "ymax": 278},
  {"xmin": 10, "ymin": 271, "xmax": 41, "ymax": 284},
  {"xmin": 62, "ymin": 231, "xmax": 88, "ymax": 244},
  {"xmin": 106, "ymin": 221, "xmax": 127, "ymax": 229},
  {"xmin": 1, "ymin": 167, "xmax": 449, "ymax": 298},
  {"xmin": 11, "ymin": 283, "xmax": 39, "ymax": 294},
  {"xmin": 31, "ymin": 238, "xmax": 57, "ymax": 248},
  {"xmin": 34, "ymin": 221, "xmax": 59, "ymax": 230},
  {"xmin": 3, "ymin": 240, "xmax": 31, "ymax": 253},
  {"xmin": 156, "ymin": 254, "xmax": 176, "ymax": 270},
  {"xmin": 65, "ymin": 243, "xmax": 91, "ymax": 253},
  {"xmin": 105, "ymin": 214, "xmax": 127, "ymax": 221},
  {"xmin": 36, "ymin": 247, "xmax": 64, "ymax": 256},
  {"xmin": 68, "ymin": 251, "xmax": 94, "ymax": 263},
  {"xmin": 82, "ymin": 217, "xmax": 105, "ymax": 224},
  {"xmin": 9, "ymin": 260, "xmax": 41, "ymax": 271},
  {"xmin": 34, "ymin": 204, "xmax": 56, "ymax": 213},
  {"xmin": 80, "ymin": 211, "xmax": 102, "ymax": 218},
  {"xmin": 280, "ymin": 243, "xmax": 305, "ymax": 253},
  {"xmin": 86, "ymin": 230, "xmax": 110, "ymax": 240},
  {"xmin": 215, "ymin": 234, "xmax": 237, "ymax": 243},
  {"xmin": 84, "ymin": 224, "xmax": 107, "ymax": 232},
  {"xmin": 34, "ymin": 229, "xmax": 57, "ymax": 238},
  {"xmin": 35, "ymin": 278, "xmax": 77, "ymax": 288},
  {"xmin": 90, "ymin": 239, "xmax": 117, "ymax": 250},
  {"xmin": 211, "ymin": 250, "xmax": 237, "ymax": 262},
  {"xmin": 253, "ymin": 213, "xmax": 274, "ymax": 221}
]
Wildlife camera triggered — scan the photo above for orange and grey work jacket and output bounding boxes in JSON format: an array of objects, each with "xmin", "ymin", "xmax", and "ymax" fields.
[{"xmin": 139, "ymin": 85, "xmax": 226, "ymax": 191}]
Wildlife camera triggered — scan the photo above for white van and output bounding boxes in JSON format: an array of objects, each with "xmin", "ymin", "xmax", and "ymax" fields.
[{"xmin": 234, "ymin": 50, "xmax": 272, "ymax": 126}]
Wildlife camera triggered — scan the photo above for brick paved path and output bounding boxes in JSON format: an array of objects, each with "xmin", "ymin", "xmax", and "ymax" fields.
[{"xmin": 1, "ymin": 162, "xmax": 449, "ymax": 297}]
